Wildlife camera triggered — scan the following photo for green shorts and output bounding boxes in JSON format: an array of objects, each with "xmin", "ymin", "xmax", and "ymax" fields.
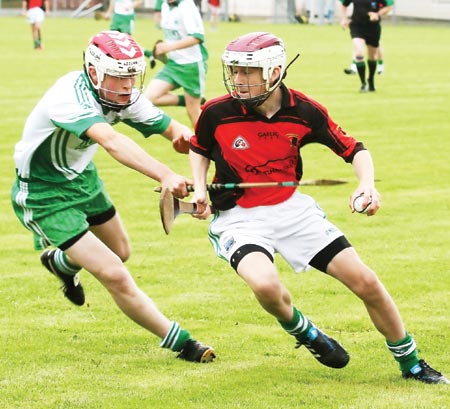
[
  {"xmin": 110, "ymin": 13, "xmax": 135, "ymax": 35},
  {"xmin": 155, "ymin": 60, "xmax": 207, "ymax": 98},
  {"xmin": 11, "ymin": 174, "xmax": 114, "ymax": 250}
]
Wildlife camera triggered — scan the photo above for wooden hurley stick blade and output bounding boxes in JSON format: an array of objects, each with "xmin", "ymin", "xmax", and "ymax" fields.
[
  {"xmin": 159, "ymin": 188, "xmax": 175, "ymax": 234},
  {"xmin": 299, "ymin": 179, "xmax": 348, "ymax": 186},
  {"xmin": 159, "ymin": 188, "xmax": 197, "ymax": 234}
]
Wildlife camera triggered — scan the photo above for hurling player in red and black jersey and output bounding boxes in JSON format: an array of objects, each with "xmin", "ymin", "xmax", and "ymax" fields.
[{"xmin": 189, "ymin": 32, "xmax": 448, "ymax": 383}]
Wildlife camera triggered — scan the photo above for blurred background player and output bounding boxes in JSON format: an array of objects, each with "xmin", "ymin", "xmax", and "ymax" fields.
[
  {"xmin": 11, "ymin": 30, "xmax": 215, "ymax": 363},
  {"xmin": 22, "ymin": 0, "xmax": 49, "ymax": 50},
  {"xmin": 207, "ymin": 0, "xmax": 220, "ymax": 31},
  {"xmin": 105, "ymin": 0, "xmax": 143, "ymax": 35},
  {"xmin": 189, "ymin": 31, "xmax": 448, "ymax": 384},
  {"xmin": 143, "ymin": 0, "xmax": 208, "ymax": 127},
  {"xmin": 340, "ymin": 0, "xmax": 394, "ymax": 92}
]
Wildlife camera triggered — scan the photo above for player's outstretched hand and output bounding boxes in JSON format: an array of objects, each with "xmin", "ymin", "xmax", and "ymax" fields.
[{"xmin": 172, "ymin": 135, "xmax": 190, "ymax": 154}]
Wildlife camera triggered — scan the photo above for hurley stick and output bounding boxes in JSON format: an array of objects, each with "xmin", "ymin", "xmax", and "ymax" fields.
[
  {"xmin": 156, "ymin": 179, "xmax": 348, "ymax": 234},
  {"xmin": 153, "ymin": 179, "xmax": 347, "ymax": 193}
]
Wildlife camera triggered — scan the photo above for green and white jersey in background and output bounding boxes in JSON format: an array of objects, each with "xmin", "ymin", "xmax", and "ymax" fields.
[
  {"xmin": 113, "ymin": 0, "xmax": 136, "ymax": 15},
  {"xmin": 160, "ymin": 0, "xmax": 208, "ymax": 64},
  {"xmin": 14, "ymin": 70, "xmax": 171, "ymax": 184}
]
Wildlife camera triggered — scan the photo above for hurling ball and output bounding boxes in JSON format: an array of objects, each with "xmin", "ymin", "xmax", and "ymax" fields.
[{"xmin": 353, "ymin": 194, "xmax": 372, "ymax": 214}]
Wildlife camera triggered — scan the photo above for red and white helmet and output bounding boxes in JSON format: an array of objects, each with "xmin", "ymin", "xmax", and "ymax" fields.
[
  {"xmin": 222, "ymin": 32, "xmax": 286, "ymax": 108},
  {"xmin": 84, "ymin": 30, "xmax": 146, "ymax": 109}
]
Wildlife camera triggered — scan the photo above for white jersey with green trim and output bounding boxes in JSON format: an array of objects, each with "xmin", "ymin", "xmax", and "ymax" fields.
[
  {"xmin": 14, "ymin": 71, "xmax": 171, "ymax": 183},
  {"xmin": 114, "ymin": 0, "xmax": 135, "ymax": 15},
  {"xmin": 160, "ymin": 0, "xmax": 207, "ymax": 64}
]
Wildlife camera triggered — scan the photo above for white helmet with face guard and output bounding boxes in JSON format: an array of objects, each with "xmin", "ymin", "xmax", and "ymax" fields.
[
  {"xmin": 84, "ymin": 30, "xmax": 146, "ymax": 110},
  {"xmin": 222, "ymin": 32, "xmax": 286, "ymax": 108}
]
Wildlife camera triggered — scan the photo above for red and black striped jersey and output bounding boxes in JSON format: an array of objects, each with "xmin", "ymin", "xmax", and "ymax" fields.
[{"xmin": 191, "ymin": 84, "xmax": 365, "ymax": 210}]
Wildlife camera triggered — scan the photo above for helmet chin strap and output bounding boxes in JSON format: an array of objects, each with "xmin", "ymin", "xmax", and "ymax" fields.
[
  {"xmin": 240, "ymin": 95, "xmax": 269, "ymax": 109},
  {"xmin": 242, "ymin": 53, "xmax": 301, "ymax": 108},
  {"xmin": 238, "ymin": 81, "xmax": 276, "ymax": 109},
  {"xmin": 282, "ymin": 53, "xmax": 300, "ymax": 80}
]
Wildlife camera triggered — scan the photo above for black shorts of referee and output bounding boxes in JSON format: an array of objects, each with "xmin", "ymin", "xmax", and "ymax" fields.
[{"xmin": 349, "ymin": 23, "xmax": 381, "ymax": 48}]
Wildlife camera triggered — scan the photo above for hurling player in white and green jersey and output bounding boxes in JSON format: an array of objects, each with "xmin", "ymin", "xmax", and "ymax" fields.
[
  {"xmin": 105, "ymin": 0, "xmax": 142, "ymax": 35},
  {"xmin": 10, "ymin": 31, "xmax": 215, "ymax": 363},
  {"xmin": 144, "ymin": 0, "xmax": 208, "ymax": 127}
]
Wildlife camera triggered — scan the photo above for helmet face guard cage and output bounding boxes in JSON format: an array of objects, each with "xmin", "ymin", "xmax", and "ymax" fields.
[
  {"xmin": 84, "ymin": 31, "xmax": 146, "ymax": 110},
  {"xmin": 222, "ymin": 64, "xmax": 277, "ymax": 109},
  {"xmin": 221, "ymin": 32, "xmax": 286, "ymax": 108}
]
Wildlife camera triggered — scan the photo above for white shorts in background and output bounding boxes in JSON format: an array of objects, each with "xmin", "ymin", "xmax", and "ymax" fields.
[
  {"xmin": 26, "ymin": 7, "xmax": 45, "ymax": 24},
  {"xmin": 208, "ymin": 191, "xmax": 344, "ymax": 273},
  {"xmin": 209, "ymin": 5, "xmax": 219, "ymax": 14}
]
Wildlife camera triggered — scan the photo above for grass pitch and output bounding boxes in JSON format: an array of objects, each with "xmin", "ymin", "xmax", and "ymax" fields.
[{"xmin": 0, "ymin": 15, "xmax": 449, "ymax": 409}]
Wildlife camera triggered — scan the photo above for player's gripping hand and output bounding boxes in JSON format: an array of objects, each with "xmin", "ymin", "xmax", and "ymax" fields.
[
  {"xmin": 161, "ymin": 174, "xmax": 192, "ymax": 199},
  {"xmin": 349, "ymin": 186, "xmax": 381, "ymax": 216},
  {"xmin": 152, "ymin": 40, "xmax": 168, "ymax": 64},
  {"xmin": 191, "ymin": 190, "xmax": 211, "ymax": 220}
]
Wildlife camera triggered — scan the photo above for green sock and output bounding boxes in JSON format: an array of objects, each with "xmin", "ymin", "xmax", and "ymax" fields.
[
  {"xmin": 53, "ymin": 249, "xmax": 81, "ymax": 276},
  {"xmin": 160, "ymin": 321, "xmax": 191, "ymax": 352},
  {"xmin": 278, "ymin": 306, "xmax": 312, "ymax": 341},
  {"xmin": 386, "ymin": 332, "xmax": 419, "ymax": 373},
  {"xmin": 177, "ymin": 95, "xmax": 186, "ymax": 106},
  {"xmin": 378, "ymin": 59, "xmax": 384, "ymax": 65}
]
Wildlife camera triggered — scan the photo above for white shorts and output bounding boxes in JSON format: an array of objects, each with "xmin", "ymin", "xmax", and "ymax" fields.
[
  {"xmin": 208, "ymin": 191, "xmax": 345, "ymax": 273},
  {"xmin": 209, "ymin": 5, "xmax": 219, "ymax": 14},
  {"xmin": 26, "ymin": 7, "xmax": 45, "ymax": 24}
]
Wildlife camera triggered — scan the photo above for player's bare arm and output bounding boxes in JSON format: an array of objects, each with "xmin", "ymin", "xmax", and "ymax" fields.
[
  {"xmin": 87, "ymin": 122, "xmax": 189, "ymax": 198},
  {"xmin": 155, "ymin": 36, "xmax": 201, "ymax": 56},
  {"xmin": 189, "ymin": 150, "xmax": 211, "ymax": 218},
  {"xmin": 161, "ymin": 119, "xmax": 192, "ymax": 154},
  {"xmin": 340, "ymin": 5, "xmax": 350, "ymax": 29}
]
